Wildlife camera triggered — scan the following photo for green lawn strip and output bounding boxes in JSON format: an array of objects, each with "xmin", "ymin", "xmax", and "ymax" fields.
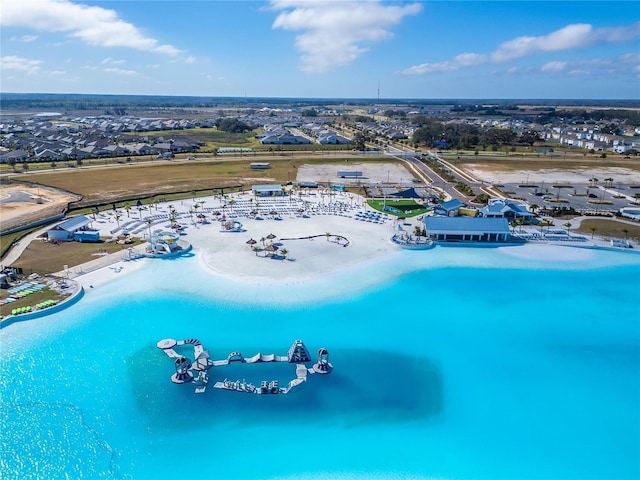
[
  {"xmin": 367, "ymin": 198, "xmax": 429, "ymax": 217},
  {"xmin": 574, "ymin": 218, "xmax": 640, "ymax": 241},
  {"xmin": 439, "ymin": 151, "xmax": 640, "ymax": 173}
]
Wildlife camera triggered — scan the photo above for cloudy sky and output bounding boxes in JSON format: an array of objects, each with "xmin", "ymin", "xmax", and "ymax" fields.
[{"xmin": 1, "ymin": 0, "xmax": 639, "ymax": 99}]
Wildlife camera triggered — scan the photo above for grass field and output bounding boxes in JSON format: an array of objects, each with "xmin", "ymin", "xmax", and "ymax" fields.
[
  {"xmin": 0, "ymin": 237, "xmax": 143, "ymax": 317},
  {"xmin": 367, "ymin": 198, "xmax": 429, "ymax": 217},
  {"xmin": 574, "ymin": 218, "xmax": 640, "ymax": 241},
  {"xmin": 10, "ymin": 237, "xmax": 143, "ymax": 275},
  {"xmin": 11, "ymin": 156, "xmax": 390, "ymax": 208},
  {"xmin": 439, "ymin": 150, "xmax": 640, "ymax": 173}
]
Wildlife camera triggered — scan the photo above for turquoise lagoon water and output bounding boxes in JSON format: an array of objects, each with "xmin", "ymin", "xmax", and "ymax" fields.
[{"xmin": 1, "ymin": 245, "xmax": 639, "ymax": 479}]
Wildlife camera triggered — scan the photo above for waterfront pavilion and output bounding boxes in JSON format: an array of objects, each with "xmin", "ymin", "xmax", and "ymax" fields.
[{"xmin": 424, "ymin": 217, "xmax": 511, "ymax": 242}]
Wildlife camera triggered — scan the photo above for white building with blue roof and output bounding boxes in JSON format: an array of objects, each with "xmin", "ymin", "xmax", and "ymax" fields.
[
  {"xmin": 479, "ymin": 199, "xmax": 536, "ymax": 223},
  {"xmin": 252, "ymin": 184, "xmax": 283, "ymax": 197},
  {"xmin": 48, "ymin": 215, "xmax": 100, "ymax": 242},
  {"xmin": 424, "ymin": 216, "xmax": 511, "ymax": 242}
]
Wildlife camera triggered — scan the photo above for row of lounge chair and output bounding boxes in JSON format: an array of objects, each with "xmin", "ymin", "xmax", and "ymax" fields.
[
  {"xmin": 6, "ymin": 282, "xmax": 44, "ymax": 295},
  {"xmin": 10, "ymin": 299, "xmax": 58, "ymax": 316},
  {"xmin": 11, "ymin": 306, "xmax": 32, "ymax": 315}
]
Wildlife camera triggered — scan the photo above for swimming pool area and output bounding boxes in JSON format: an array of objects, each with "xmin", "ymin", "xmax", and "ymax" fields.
[{"xmin": 1, "ymin": 245, "xmax": 639, "ymax": 479}]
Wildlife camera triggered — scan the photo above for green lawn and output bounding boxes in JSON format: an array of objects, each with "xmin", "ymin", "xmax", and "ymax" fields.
[
  {"xmin": 574, "ymin": 218, "xmax": 640, "ymax": 241},
  {"xmin": 367, "ymin": 198, "xmax": 429, "ymax": 217}
]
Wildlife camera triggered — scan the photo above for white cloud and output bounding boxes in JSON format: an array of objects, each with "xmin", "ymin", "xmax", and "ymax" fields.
[
  {"xmin": 101, "ymin": 57, "xmax": 126, "ymax": 65},
  {"xmin": 1, "ymin": 0, "xmax": 182, "ymax": 55},
  {"xmin": 490, "ymin": 24, "xmax": 594, "ymax": 63},
  {"xmin": 103, "ymin": 67, "xmax": 137, "ymax": 76},
  {"xmin": 0, "ymin": 55, "xmax": 42, "ymax": 75},
  {"xmin": 400, "ymin": 21, "xmax": 640, "ymax": 75},
  {"xmin": 10, "ymin": 34, "xmax": 39, "ymax": 42},
  {"xmin": 271, "ymin": 0, "xmax": 421, "ymax": 73},
  {"xmin": 496, "ymin": 52, "xmax": 639, "ymax": 78},
  {"xmin": 541, "ymin": 61, "xmax": 567, "ymax": 72},
  {"xmin": 619, "ymin": 52, "xmax": 640, "ymax": 64}
]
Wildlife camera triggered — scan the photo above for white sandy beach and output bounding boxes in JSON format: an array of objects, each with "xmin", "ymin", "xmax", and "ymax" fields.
[
  {"xmin": 58, "ymin": 188, "xmax": 638, "ymax": 295},
  {"xmin": 71, "ymin": 191, "xmax": 410, "ymax": 290}
]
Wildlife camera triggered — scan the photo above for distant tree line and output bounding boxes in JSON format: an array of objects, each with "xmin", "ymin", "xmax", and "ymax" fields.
[
  {"xmin": 412, "ymin": 121, "xmax": 542, "ymax": 149},
  {"xmin": 215, "ymin": 117, "xmax": 252, "ymax": 133},
  {"xmin": 383, "ymin": 109, "xmax": 407, "ymax": 118},
  {"xmin": 536, "ymin": 109, "xmax": 640, "ymax": 126}
]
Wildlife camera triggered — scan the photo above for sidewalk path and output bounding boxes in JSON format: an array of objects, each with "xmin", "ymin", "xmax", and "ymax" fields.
[
  {"xmin": 52, "ymin": 244, "xmax": 148, "ymax": 279},
  {"xmin": 1, "ymin": 225, "xmax": 53, "ymax": 267}
]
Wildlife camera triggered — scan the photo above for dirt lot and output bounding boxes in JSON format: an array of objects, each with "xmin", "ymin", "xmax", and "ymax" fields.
[
  {"xmin": 297, "ymin": 162, "xmax": 416, "ymax": 185},
  {"xmin": 463, "ymin": 165, "xmax": 640, "ymax": 185},
  {"xmin": 0, "ymin": 183, "xmax": 79, "ymax": 231}
]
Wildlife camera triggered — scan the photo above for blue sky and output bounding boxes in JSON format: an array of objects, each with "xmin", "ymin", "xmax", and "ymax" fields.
[{"xmin": 1, "ymin": 0, "xmax": 639, "ymax": 99}]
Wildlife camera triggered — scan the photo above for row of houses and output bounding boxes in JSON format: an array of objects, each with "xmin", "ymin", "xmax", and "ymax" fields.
[
  {"xmin": 0, "ymin": 122, "xmax": 199, "ymax": 164},
  {"xmin": 300, "ymin": 123, "xmax": 351, "ymax": 144},
  {"xmin": 257, "ymin": 121, "xmax": 352, "ymax": 146},
  {"xmin": 545, "ymin": 127, "xmax": 640, "ymax": 153}
]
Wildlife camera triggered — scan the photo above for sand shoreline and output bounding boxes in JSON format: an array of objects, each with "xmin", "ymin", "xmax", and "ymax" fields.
[
  {"xmin": 61, "ymin": 191, "xmax": 405, "ymax": 292},
  {"xmin": 20, "ymin": 191, "xmax": 639, "ymax": 297}
]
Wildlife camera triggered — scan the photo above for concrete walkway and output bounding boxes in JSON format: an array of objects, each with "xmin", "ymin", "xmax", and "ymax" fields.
[
  {"xmin": 1, "ymin": 225, "xmax": 53, "ymax": 267},
  {"xmin": 51, "ymin": 244, "xmax": 148, "ymax": 279}
]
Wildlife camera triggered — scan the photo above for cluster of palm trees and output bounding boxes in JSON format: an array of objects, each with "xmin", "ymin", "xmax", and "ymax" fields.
[
  {"xmin": 589, "ymin": 177, "xmax": 616, "ymax": 188},
  {"xmin": 247, "ymin": 233, "xmax": 289, "ymax": 260}
]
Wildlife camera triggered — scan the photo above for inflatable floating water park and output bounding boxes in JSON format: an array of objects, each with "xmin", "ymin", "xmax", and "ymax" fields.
[{"xmin": 157, "ymin": 338, "xmax": 332, "ymax": 394}]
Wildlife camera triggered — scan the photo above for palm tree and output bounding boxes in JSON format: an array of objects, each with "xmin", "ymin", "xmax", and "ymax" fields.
[
  {"xmin": 604, "ymin": 177, "xmax": 614, "ymax": 188},
  {"xmin": 124, "ymin": 203, "xmax": 131, "ymax": 217},
  {"xmin": 280, "ymin": 248, "xmax": 288, "ymax": 260},
  {"xmin": 114, "ymin": 213, "xmax": 122, "ymax": 230},
  {"xmin": 563, "ymin": 221, "xmax": 572, "ymax": 234},
  {"xmin": 260, "ymin": 236, "xmax": 266, "ymax": 246},
  {"xmin": 530, "ymin": 204, "xmax": 539, "ymax": 215},
  {"xmin": 589, "ymin": 226, "xmax": 598, "ymax": 239},
  {"xmin": 514, "ymin": 217, "xmax": 524, "ymax": 232},
  {"xmin": 252, "ymin": 246, "xmax": 261, "ymax": 256},
  {"xmin": 325, "ymin": 232, "xmax": 331, "ymax": 242},
  {"xmin": 622, "ymin": 228, "xmax": 629, "ymax": 240},
  {"xmin": 146, "ymin": 219, "xmax": 153, "ymax": 239}
]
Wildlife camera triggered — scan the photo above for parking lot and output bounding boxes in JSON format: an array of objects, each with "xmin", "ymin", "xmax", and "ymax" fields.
[{"xmin": 465, "ymin": 166, "xmax": 640, "ymax": 213}]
